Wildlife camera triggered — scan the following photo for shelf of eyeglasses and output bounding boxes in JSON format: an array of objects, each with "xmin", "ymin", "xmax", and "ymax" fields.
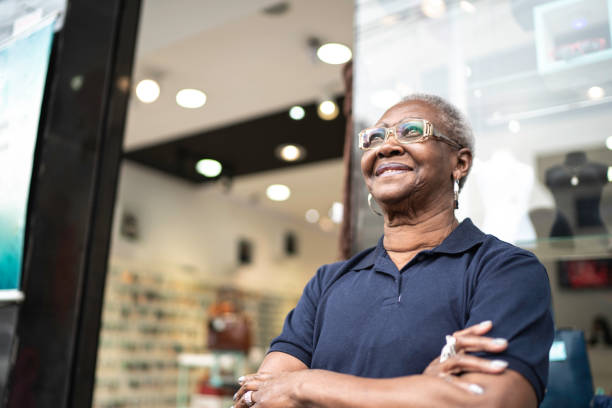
[
  {"xmin": 102, "ymin": 302, "xmax": 208, "ymax": 319},
  {"xmin": 96, "ymin": 375, "xmax": 178, "ymax": 388},
  {"xmin": 97, "ymin": 337, "xmax": 202, "ymax": 353},
  {"xmin": 100, "ymin": 317, "xmax": 201, "ymax": 333},
  {"xmin": 93, "ymin": 394, "xmax": 176, "ymax": 408},
  {"xmin": 107, "ymin": 269, "xmax": 223, "ymax": 293},
  {"xmin": 104, "ymin": 286, "xmax": 214, "ymax": 306},
  {"xmin": 107, "ymin": 268, "xmax": 298, "ymax": 303}
]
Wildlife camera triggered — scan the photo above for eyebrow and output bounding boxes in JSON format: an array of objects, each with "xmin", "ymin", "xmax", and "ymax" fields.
[{"xmin": 375, "ymin": 118, "xmax": 416, "ymax": 128}]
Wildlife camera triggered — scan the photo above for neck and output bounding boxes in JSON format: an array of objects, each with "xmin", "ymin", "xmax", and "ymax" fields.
[{"xmin": 383, "ymin": 206, "xmax": 458, "ymax": 253}]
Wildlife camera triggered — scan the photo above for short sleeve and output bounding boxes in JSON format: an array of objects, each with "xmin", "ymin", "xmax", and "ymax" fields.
[
  {"xmin": 466, "ymin": 248, "xmax": 554, "ymax": 403},
  {"xmin": 268, "ymin": 266, "xmax": 325, "ymax": 367}
]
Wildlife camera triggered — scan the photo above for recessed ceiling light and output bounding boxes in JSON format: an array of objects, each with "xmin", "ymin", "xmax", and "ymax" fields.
[
  {"xmin": 329, "ymin": 202, "xmax": 344, "ymax": 224},
  {"xmin": 318, "ymin": 100, "xmax": 339, "ymax": 120},
  {"xmin": 135, "ymin": 79, "xmax": 160, "ymax": 103},
  {"xmin": 508, "ymin": 120, "xmax": 521, "ymax": 133},
  {"xmin": 588, "ymin": 86, "xmax": 605, "ymax": 100},
  {"xmin": 289, "ymin": 106, "xmax": 305, "ymax": 120},
  {"xmin": 316, "ymin": 43, "xmax": 352, "ymax": 65},
  {"xmin": 459, "ymin": 0, "xmax": 476, "ymax": 13},
  {"xmin": 176, "ymin": 88, "xmax": 207, "ymax": 109},
  {"xmin": 421, "ymin": 0, "xmax": 446, "ymax": 18},
  {"xmin": 195, "ymin": 159, "xmax": 222, "ymax": 177},
  {"xmin": 305, "ymin": 209, "xmax": 320, "ymax": 223},
  {"xmin": 266, "ymin": 184, "xmax": 291, "ymax": 201},
  {"xmin": 276, "ymin": 144, "xmax": 305, "ymax": 162},
  {"xmin": 606, "ymin": 136, "xmax": 612, "ymax": 150}
]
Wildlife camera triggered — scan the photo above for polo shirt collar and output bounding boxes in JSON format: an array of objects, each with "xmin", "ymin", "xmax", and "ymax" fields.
[
  {"xmin": 351, "ymin": 218, "xmax": 485, "ymax": 272},
  {"xmin": 430, "ymin": 218, "xmax": 486, "ymax": 255}
]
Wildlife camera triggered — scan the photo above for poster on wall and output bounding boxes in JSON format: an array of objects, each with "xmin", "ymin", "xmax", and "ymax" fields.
[{"xmin": 0, "ymin": 17, "xmax": 55, "ymax": 293}]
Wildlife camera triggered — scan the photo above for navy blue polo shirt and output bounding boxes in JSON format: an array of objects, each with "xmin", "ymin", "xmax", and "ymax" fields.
[{"xmin": 269, "ymin": 218, "xmax": 554, "ymax": 402}]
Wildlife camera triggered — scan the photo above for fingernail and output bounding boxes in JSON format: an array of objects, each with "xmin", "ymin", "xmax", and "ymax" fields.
[
  {"xmin": 468, "ymin": 384, "xmax": 484, "ymax": 395},
  {"xmin": 490, "ymin": 360, "xmax": 508, "ymax": 369},
  {"xmin": 493, "ymin": 338, "xmax": 507, "ymax": 346},
  {"xmin": 479, "ymin": 320, "xmax": 492, "ymax": 327},
  {"xmin": 238, "ymin": 376, "xmax": 245, "ymax": 384}
]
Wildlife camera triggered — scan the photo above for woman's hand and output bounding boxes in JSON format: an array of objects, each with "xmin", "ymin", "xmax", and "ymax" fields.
[
  {"xmin": 232, "ymin": 371, "xmax": 308, "ymax": 408},
  {"xmin": 423, "ymin": 320, "xmax": 509, "ymax": 394}
]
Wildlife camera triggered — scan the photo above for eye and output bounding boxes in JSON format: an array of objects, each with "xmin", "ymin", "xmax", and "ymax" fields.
[
  {"xmin": 397, "ymin": 122, "xmax": 424, "ymax": 139},
  {"xmin": 362, "ymin": 128, "xmax": 386, "ymax": 147}
]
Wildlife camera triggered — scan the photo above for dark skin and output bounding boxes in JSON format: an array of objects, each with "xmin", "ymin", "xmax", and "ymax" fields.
[{"xmin": 233, "ymin": 101, "xmax": 538, "ymax": 408}]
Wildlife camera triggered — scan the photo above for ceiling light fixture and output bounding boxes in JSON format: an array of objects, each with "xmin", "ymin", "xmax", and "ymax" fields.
[
  {"xmin": 305, "ymin": 209, "xmax": 320, "ymax": 223},
  {"xmin": 135, "ymin": 79, "xmax": 160, "ymax": 103},
  {"xmin": 316, "ymin": 43, "xmax": 352, "ymax": 65},
  {"xmin": 276, "ymin": 144, "xmax": 305, "ymax": 162},
  {"xmin": 421, "ymin": 0, "xmax": 446, "ymax": 18},
  {"xmin": 508, "ymin": 120, "xmax": 521, "ymax": 133},
  {"xmin": 266, "ymin": 184, "xmax": 291, "ymax": 201},
  {"xmin": 459, "ymin": 0, "xmax": 476, "ymax": 13},
  {"xmin": 608, "ymin": 166, "xmax": 612, "ymax": 182},
  {"xmin": 318, "ymin": 99, "xmax": 339, "ymax": 120},
  {"xmin": 289, "ymin": 105, "xmax": 306, "ymax": 120},
  {"xmin": 587, "ymin": 86, "xmax": 605, "ymax": 100},
  {"xmin": 605, "ymin": 136, "xmax": 612, "ymax": 150},
  {"xmin": 176, "ymin": 88, "xmax": 207, "ymax": 109},
  {"xmin": 195, "ymin": 158, "xmax": 222, "ymax": 178}
]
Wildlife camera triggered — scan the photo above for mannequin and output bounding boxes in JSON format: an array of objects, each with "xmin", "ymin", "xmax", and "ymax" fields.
[{"xmin": 545, "ymin": 151, "xmax": 608, "ymax": 238}]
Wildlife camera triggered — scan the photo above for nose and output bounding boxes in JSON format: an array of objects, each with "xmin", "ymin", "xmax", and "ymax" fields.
[{"xmin": 376, "ymin": 132, "xmax": 404, "ymax": 159}]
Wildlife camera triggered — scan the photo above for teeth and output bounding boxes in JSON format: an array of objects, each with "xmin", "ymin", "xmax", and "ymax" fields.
[{"xmin": 380, "ymin": 169, "xmax": 407, "ymax": 175}]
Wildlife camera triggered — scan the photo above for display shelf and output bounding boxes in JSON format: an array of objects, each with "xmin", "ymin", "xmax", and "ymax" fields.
[
  {"xmin": 92, "ymin": 262, "xmax": 299, "ymax": 408},
  {"xmin": 517, "ymin": 233, "xmax": 612, "ymax": 260}
]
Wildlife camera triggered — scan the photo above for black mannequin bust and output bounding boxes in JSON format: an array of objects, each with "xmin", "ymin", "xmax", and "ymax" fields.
[{"xmin": 545, "ymin": 151, "xmax": 609, "ymax": 238}]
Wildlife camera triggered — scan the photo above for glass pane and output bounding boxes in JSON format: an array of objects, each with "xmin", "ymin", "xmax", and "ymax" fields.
[{"xmin": 353, "ymin": 0, "xmax": 612, "ymax": 392}]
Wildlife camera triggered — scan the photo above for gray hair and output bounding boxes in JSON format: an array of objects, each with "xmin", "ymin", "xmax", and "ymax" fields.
[
  {"xmin": 401, "ymin": 93, "xmax": 474, "ymax": 188},
  {"xmin": 401, "ymin": 93, "xmax": 474, "ymax": 152}
]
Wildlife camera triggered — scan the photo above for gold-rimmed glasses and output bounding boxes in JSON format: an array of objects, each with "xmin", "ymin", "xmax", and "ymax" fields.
[{"xmin": 358, "ymin": 118, "xmax": 463, "ymax": 151}]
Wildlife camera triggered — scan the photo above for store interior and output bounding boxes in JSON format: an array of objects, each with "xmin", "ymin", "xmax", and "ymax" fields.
[
  {"xmin": 83, "ymin": 0, "xmax": 612, "ymax": 407},
  {"xmin": 93, "ymin": 1, "xmax": 353, "ymax": 407}
]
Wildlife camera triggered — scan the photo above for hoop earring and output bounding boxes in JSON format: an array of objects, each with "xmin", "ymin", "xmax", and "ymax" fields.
[
  {"xmin": 368, "ymin": 193, "xmax": 383, "ymax": 216},
  {"xmin": 453, "ymin": 179, "xmax": 460, "ymax": 210}
]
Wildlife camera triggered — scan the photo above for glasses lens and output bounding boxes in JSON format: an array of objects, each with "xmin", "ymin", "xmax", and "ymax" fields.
[
  {"xmin": 360, "ymin": 128, "xmax": 386, "ymax": 149},
  {"xmin": 396, "ymin": 121, "xmax": 424, "ymax": 142}
]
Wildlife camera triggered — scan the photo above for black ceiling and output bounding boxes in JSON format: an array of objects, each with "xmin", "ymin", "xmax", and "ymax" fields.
[{"xmin": 124, "ymin": 96, "xmax": 347, "ymax": 183}]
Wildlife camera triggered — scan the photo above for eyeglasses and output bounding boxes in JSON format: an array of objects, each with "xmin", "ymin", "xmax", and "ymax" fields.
[{"xmin": 358, "ymin": 118, "xmax": 463, "ymax": 151}]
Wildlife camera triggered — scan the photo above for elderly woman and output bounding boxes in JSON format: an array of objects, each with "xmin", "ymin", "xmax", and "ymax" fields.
[{"xmin": 234, "ymin": 94, "xmax": 554, "ymax": 408}]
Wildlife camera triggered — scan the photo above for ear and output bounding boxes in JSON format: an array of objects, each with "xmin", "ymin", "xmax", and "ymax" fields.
[{"xmin": 453, "ymin": 148, "xmax": 472, "ymax": 181}]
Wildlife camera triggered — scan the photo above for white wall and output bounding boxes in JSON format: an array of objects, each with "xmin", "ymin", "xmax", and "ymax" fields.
[{"xmin": 110, "ymin": 162, "xmax": 340, "ymax": 296}]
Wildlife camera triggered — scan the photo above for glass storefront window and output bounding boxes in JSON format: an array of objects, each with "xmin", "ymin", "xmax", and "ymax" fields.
[{"xmin": 353, "ymin": 0, "xmax": 612, "ymax": 391}]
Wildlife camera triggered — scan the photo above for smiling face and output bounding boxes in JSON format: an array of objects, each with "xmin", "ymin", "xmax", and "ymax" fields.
[{"xmin": 361, "ymin": 101, "xmax": 460, "ymax": 210}]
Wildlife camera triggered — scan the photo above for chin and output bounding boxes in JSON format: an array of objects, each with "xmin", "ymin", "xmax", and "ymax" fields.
[{"xmin": 371, "ymin": 189, "xmax": 411, "ymax": 206}]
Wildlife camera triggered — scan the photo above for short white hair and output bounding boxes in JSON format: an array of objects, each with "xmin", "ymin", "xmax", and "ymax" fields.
[
  {"xmin": 402, "ymin": 93, "xmax": 474, "ymax": 153},
  {"xmin": 401, "ymin": 93, "xmax": 474, "ymax": 188}
]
